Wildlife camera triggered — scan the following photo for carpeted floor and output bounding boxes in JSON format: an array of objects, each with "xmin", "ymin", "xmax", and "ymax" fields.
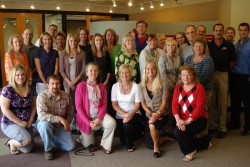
[{"xmin": 0, "ymin": 113, "xmax": 250, "ymax": 167}]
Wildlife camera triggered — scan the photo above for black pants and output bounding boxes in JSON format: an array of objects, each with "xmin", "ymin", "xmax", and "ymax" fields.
[
  {"xmin": 145, "ymin": 115, "xmax": 168, "ymax": 150},
  {"xmin": 116, "ymin": 113, "xmax": 143, "ymax": 149},
  {"xmin": 173, "ymin": 118, "xmax": 210, "ymax": 155},
  {"xmin": 230, "ymin": 73, "xmax": 250, "ymax": 131}
]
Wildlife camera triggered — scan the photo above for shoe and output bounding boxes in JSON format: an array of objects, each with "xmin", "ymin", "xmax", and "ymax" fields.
[
  {"xmin": 208, "ymin": 141, "xmax": 213, "ymax": 149},
  {"xmin": 217, "ymin": 131, "xmax": 227, "ymax": 138},
  {"xmin": 100, "ymin": 145, "xmax": 111, "ymax": 154},
  {"xmin": 44, "ymin": 150, "xmax": 54, "ymax": 160},
  {"xmin": 183, "ymin": 150, "xmax": 196, "ymax": 162},
  {"xmin": 241, "ymin": 130, "xmax": 250, "ymax": 136},
  {"xmin": 72, "ymin": 130, "xmax": 81, "ymax": 135},
  {"xmin": 88, "ymin": 144, "xmax": 96, "ymax": 152},
  {"xmin": 5, "ymin": 139, "xmax": 19, "ymax": 155},
  {"xmin": 127, "ymin": 146, "xmax": 135, "ymax": 152},
  {"xmin": 153, "ymin": 152, "xmax": 161, "ymax": 158}
]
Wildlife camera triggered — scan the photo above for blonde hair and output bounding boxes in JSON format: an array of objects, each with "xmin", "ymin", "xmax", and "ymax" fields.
[
  {"xmin": 65, "ymin": 33, "xmax": 81, "ymax": 55},
  {"xmin": 141, "ymin": 60, "xmax": 162, "ymax": 95},
  {"xmin": 8, "ymin": 35, "xmax": 23, "ymax": 52},
  {"xmin": 9, "ymin": 65, "xmax": 29, "ymax": 92},
  {"xmin": 165, "ymin": 38, "xmax": 178, "ymax": 56},
  {"xmin": 121, "ymin": 33, "xmax": 136, "ymax": 54},
  {"xmin": 118, "ymin": 64, "xmax": 132, "ymax": 81},
  {"xmin": 178, "ymin": 64, "xmax": 198, "ymax": 84},
  {"xmin": 156, "ymin": 33, "xmax": 166, "ymax": 40}
]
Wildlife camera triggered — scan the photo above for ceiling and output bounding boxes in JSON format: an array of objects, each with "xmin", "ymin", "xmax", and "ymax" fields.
[{"xmin": 1, "ymin": 0, "xmax": 217, "ymax": 14}]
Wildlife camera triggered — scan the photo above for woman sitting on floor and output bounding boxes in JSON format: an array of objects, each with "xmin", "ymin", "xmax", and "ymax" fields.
[
  {"xmin": 172, "ymin": 64, "xmax": 212, "ymax": 162},
  {"xmin": 75, "ymin": 62, "xmax": 116, "ymax": 154},
  {"xmin": 0, "ymin": 65, "xmax": 36, "ymax": 154},
  {"xmin": 140, "ymin": 60, "xmax": 174, "ymax": 158},
  {"xmin": 112, "ymin": 64, "xmax": 143, "ymax": 152}
]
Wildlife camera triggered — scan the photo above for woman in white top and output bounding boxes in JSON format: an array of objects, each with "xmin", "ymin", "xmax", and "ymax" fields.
[{"xmin": 111, "ymin": 64, "xmax": 142, "ymax": 152}]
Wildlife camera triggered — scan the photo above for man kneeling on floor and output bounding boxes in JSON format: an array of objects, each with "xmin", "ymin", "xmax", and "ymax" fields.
[{"xmin": 36, "ymin": 74, "xmax": 75, "ymax": 160}]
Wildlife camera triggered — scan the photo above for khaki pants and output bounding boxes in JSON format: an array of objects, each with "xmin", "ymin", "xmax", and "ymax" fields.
[
  {"xmin": 209, "ymin": 72, "xmax": 228, "ymax": 132},
  {"xmin": 80, "ymin": 114, "xmax": 116, "ymax": 151}
]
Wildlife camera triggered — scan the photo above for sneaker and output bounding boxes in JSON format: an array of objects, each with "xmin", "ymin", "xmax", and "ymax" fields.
[
  {"xmin": 44, "ymin": 150, "xmax": 54, "ymax": 160},
  {"xmin": 217, "ymin": 131, "xmax": 227, "ymax": 138}
]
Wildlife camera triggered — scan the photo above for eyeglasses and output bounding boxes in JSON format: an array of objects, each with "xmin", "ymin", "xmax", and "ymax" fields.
[{"xmin": 186, "ymin": 31, "xmax": 196, "ymax": 35}]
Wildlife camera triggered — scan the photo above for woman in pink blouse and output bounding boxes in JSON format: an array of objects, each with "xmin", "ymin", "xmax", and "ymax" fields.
[{"xmin": 75, "ymin": 63, "xmax": 116, "ymax": 154}]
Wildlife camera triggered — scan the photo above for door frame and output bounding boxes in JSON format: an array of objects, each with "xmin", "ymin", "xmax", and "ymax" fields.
[{"xmin": 0, "ymin": 13, "xmax": 42, "ymax": 87}]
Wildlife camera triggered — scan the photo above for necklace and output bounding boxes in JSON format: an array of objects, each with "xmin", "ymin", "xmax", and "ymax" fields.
[
  {"xmin": 120, "ymin": 81, "xmax": 132, "ymax": 94},
  {"xmin": 14, "ymin": 51, "xmax": 23, "ymax": 57}
]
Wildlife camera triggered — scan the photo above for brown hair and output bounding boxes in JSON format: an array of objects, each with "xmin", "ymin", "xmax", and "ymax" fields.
[
  {"xmin": 77, "ymin": 27, "xmax": 89, "ymax": 43},
  {"xmin": 39, "ymin": 32, "xmax": 53, "ymax": 48},
  {"xmin": 193, "ymin": 35, "xmax": 207, "ymax": 53},
  {"xmin": 178, "ymin": 64, "xmax": 198, "ymax": 83},
  {"xmin": 104, "ymin": 28, "xmax": 118, "ymax": 46},
  {"xmin": 91, "ymin": 33, "xmax": 106, "ymax": 57},
  {"xmin": 136, "ymin": 20, "xmax": 148, "ymax": 28},
  {"xmin": 47, "ymin": 74, "xmax": 61, "ymax": 83}
]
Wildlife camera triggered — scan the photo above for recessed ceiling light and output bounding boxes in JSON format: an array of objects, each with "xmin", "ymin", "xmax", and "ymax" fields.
[{"xmin": 128, "ymin": 0, "xmax": 132, "ymax": 7}]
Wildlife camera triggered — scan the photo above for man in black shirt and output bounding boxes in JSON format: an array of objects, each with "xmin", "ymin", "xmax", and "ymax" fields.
[{"xmin": 208, "ymin": 23, "xmax": 236, "ymax": 138}]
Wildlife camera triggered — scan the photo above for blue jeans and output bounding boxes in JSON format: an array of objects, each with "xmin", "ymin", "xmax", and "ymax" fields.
[
  {"xmin": 1, "ymin": 123, "xmax": 34, "ymax": 152},
  {"xmin": 36, "ymin": 121, "xmax": 75, "ymax": 152}
]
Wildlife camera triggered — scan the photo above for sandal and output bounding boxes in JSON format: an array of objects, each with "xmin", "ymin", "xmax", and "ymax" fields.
[
  {"xmin": 100, "ymin": 145, "xmax": 111, "ymax": 154},
  {"xmin": 5, "ymin": 139, "xmax": 19, "ymax": 155},
  {"xmin": 183, "ymin": 150, "xmax": 196, "ymax": 162},
  {"xmin": 127, "ymin": 146, "xmax": 135, "ymax": 152},
  {"xmin": 208, "ymin": 141, "xmax": 213, "ymax": 149},
  {"xmin": 183, "ymin": 154, "xmax": 194, "ymax": 162}
]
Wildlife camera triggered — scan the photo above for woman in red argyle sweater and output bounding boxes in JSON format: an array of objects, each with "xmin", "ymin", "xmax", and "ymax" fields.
[{"xmin": 172, "ymin": 64, "xmax": 212, "ymax": 162}]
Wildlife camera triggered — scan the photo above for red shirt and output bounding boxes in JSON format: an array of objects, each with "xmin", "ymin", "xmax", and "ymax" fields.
[{"xmin": 172, "ymin": 83, "xmax": 207, "ymax": 121}]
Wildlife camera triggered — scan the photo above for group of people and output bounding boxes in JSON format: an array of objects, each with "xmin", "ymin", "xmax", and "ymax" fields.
[{"xmin": 1, "ymin": 20, "xmax": 250, "ymax": 163}]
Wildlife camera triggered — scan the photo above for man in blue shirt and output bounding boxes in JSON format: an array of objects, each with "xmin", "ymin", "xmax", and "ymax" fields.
[{"xmin": 229, "ymin": 22, "xmax": 250, "ymax": 136}]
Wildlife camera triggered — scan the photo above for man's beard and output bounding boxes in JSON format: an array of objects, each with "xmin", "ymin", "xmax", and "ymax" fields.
[{"xmin": 52, "ymin": 88, "xmax": 59, "ymax": 94}]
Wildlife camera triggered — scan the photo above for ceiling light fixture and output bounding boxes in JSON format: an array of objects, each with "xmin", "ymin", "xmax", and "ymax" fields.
[
  {"xmin": 30, "ymin": 2, "xmax": 35, "ymax": 9},
  {"xmin": 56, "ymin": 3, "xmax": 60, "ymax": 10},
  {"xmin": 160, "ymin": 0, "xmax": 164, "ymax": 6},
  {"xmin": 140, "ymin": 4, "xmax": 144, "ymax": 10},
  {"xmin": 150, "ymin": 1, "xmax": 154, "ymax": 8},
  {"xmin": 128, "ymin": 0, "xmax": 132, "ymax": 7},
  {"xmin": 1, "ymin": 0, "xmax": 6, "ymax": 9},
  {"xmin": 1, "ymin": 0, "xmax": 5, "ymax": 8},
  {"xmin": 86, "ymin": 6, "xmax": 90, "ymax": 12},
  {"xmin": 109, "ymin": 7, "xmax": 113, "ymax": 13},
  {"xmin": 113, "ymin": 1, "xmax": 116, "ymax": 7}
]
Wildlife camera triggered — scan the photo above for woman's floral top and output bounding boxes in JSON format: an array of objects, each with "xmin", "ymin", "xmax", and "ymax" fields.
[{"xmin": 115, "ymin": 50, "xmax": 140, "ymax": 83}]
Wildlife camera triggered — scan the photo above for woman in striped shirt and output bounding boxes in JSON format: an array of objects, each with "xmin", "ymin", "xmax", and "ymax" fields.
[{"xmin": 185, "ymin": 35, "xmax": 214, "ymax": 113}]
